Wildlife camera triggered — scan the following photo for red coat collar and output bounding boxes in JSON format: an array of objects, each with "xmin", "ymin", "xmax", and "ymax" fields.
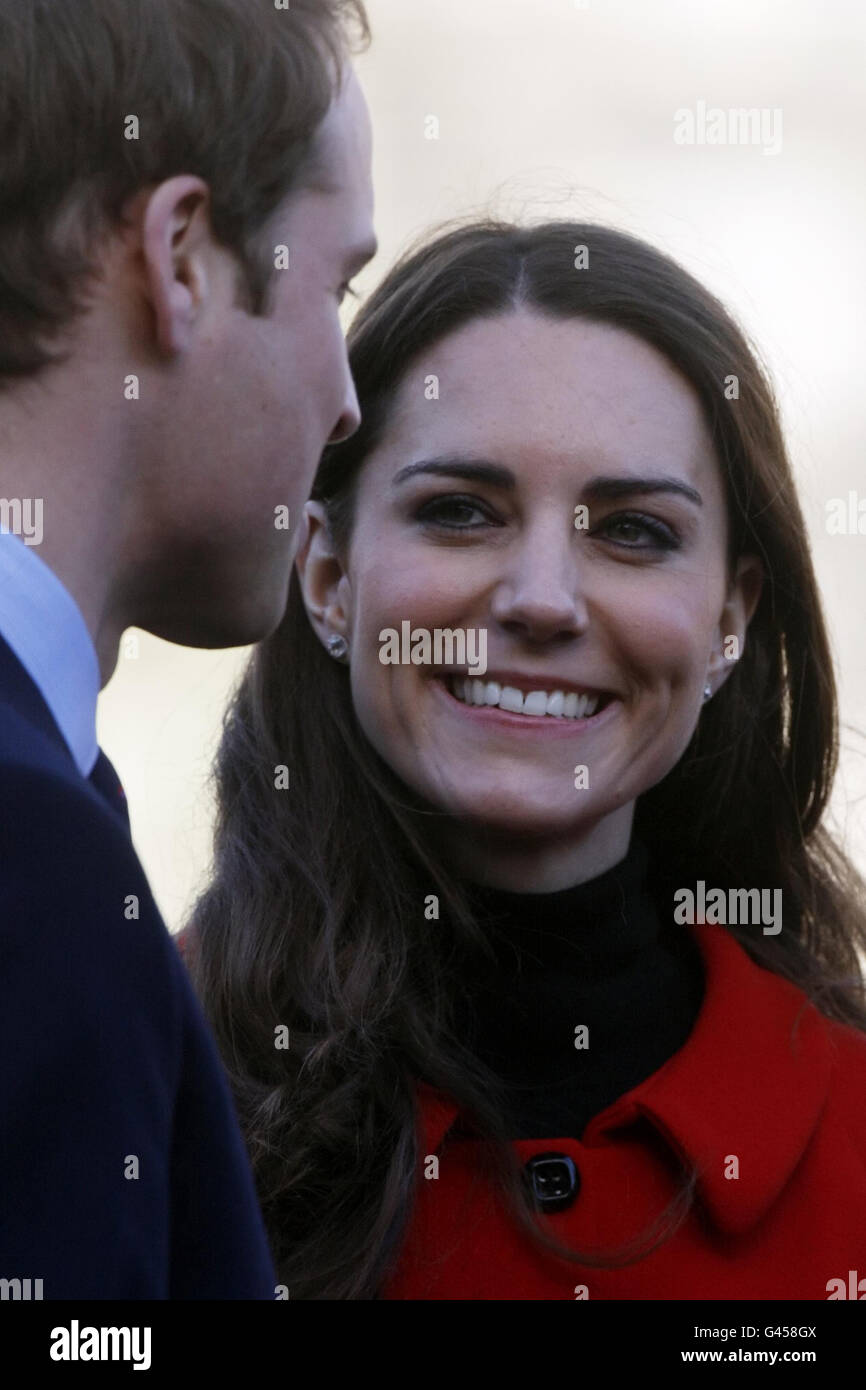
[{"xmin": 414, "ymin": 923, "xmax": 834, "ymax": 1237}]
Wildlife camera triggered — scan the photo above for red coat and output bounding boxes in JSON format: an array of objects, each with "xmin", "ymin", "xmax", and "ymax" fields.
[
  {"xmin": 380, "ymin": 923, "xmax": 866, "ymax": 1300},
  {"xmin": 176, "ymin": 922, "xmax": 866, "ymax": 1299}
]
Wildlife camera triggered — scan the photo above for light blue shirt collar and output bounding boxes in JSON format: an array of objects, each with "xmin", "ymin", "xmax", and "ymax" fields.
[{"xmin": 0, "ymin": 530, "xmax": 101, "ymax": 777}]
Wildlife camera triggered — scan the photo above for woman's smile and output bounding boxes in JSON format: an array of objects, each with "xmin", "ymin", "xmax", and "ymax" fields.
[{"xmin": 430, "ymin": 669, "xmax": 621, "ymax": 735}]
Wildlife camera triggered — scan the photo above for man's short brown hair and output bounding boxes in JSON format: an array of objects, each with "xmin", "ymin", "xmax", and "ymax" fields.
[{"xmin": 0, "ymin": 0, "xmax": 370, "ymax": 380}]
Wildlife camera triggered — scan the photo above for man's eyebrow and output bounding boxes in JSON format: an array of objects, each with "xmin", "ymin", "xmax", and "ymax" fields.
[{"xmin": 391, "ymin": 458, "xmax": 703, "ymax": 507}]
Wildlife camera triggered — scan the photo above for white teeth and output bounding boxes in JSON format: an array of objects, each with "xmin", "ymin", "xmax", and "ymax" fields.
[
  {"xmin": 499, "ymin": 685, "xmax": 525, "ymax": 714},
  {"xmin": 522, "ymin": 690, "xmax": 549, "ymax": 717},
  {"xmin": 448, "ymin": 676, "xmax": 603, "ymax": 720}
]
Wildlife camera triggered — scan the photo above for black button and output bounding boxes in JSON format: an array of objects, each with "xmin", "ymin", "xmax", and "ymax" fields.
[{"xmin": 524, "ymin": 1151, "xmax": 580, "ymax": 1212}]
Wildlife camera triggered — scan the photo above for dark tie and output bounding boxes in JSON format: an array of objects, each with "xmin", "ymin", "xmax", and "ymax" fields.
[{"xmin": 88, "ymin": 747, "xmax": 131, "ymax": 833}]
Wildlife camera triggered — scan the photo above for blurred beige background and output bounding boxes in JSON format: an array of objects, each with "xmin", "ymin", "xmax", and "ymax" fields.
[{"xmin": 97, "ymin": 0, "xmax": 866, "ymax": 932}]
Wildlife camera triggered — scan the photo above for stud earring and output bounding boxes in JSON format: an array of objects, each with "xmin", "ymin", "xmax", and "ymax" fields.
[
  {"xmin": 327, "ymin": 634, "xmax": 349, "ymax": 662},
  {"xmin": 702, "ymin": 684, "xmax": 712, "ymax": 703}
]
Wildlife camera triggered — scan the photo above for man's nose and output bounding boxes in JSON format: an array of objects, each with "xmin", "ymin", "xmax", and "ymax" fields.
[{"xmin": 327, "ymin": 370, "xmax": 362, "ymax": 445}]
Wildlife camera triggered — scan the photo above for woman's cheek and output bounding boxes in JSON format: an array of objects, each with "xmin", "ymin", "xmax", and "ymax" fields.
[{"xmin": 622, "ymin": 584, "xmax": 712, "ymax": 674}]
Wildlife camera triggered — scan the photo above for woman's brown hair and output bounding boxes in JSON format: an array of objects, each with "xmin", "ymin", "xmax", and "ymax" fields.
[{"xmin": 187, "ymin": 220, "xmax": 866, "ymax": 1298}]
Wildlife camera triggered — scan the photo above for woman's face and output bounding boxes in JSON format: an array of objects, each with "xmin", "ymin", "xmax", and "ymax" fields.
[{"xmin": 299, "ymin": 311, "xmax": 761, "ymax": 888}]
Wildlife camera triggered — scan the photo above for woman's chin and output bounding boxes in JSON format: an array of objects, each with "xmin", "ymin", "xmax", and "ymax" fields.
[{"xmin": 436, "ymin": 789, "xmax": 602, "ymax": 842}]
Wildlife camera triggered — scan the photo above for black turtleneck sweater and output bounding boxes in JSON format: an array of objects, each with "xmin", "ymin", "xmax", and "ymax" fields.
[{"xmin": 452, "ymin": 836, "xmax": 706, "ymax": 1141}]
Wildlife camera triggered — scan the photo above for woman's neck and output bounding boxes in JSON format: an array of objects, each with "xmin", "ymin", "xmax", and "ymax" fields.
[{"xmin": 438, "ymin": 802, "xmax": 636, "ymax": 892}]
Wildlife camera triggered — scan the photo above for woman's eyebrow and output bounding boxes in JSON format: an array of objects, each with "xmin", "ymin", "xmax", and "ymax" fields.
[
  {"xmin": 583, "ymin": 475, "xmax": 703, "ymax": 507},
  {"xmin": 392, "ymin": 457, "xmax": 515, "ymax": 490},
  {"xmin": 391, "ymin": 458, "xmax": 703, "ymax": 508}
]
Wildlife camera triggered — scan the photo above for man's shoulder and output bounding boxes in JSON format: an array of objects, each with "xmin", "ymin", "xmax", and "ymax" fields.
[
  {"xmin": 0, "ymin": 730, "xmax": 138, "ymax": 884},
  {"xmin": 0, "ymin": 687, "xmax": 81, "ymax": 784},
  {"xmin": 0, "ymin": 716, "xmax": 183, "ymax": 1015}
]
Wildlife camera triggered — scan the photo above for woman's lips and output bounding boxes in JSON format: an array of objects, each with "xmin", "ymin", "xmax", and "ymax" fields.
[
  {"xmin": 431, "ymin": 674, "xmax": 620, "ymax": 734},
  {"xmin": 448, "ymin": 674, "xmax": 609, "ymax": 719}
]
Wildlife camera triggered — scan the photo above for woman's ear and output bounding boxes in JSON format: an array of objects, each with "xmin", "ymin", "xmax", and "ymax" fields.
[
  {"xmin": 707, "ymin": 554, "xmax": 764, "ymax": 690},
  {"xmin": 294, "ymin": 501, "xmax": 352, "ymax": 650}
]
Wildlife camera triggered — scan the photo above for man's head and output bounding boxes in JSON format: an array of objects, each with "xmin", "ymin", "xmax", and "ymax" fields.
[{"xmin": 0, "ymin": 0, "xmax": 377, "ymax": 655}]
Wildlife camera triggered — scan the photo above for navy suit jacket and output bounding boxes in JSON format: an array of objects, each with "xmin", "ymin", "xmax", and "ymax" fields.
[{"xmin": 0, "ymin": 634, "xmax": 276, "ymax": 1298}]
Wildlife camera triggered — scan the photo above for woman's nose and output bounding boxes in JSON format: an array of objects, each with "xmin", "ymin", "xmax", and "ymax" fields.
[{"xmin": 488, "ymin": 522, "xmax": 590, "ymax": 643}]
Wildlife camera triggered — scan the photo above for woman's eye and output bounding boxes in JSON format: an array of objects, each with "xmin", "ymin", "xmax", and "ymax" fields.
[
  {"xmin": 415, "ymin": 495, "xmax": 495, "ymax": 530},
  {"xmin": 595, "ymin": 511, "xmax": 680, "ymax": 550}
]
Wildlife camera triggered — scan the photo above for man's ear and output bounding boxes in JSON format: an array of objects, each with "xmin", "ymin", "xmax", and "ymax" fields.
[
  {"xmin": 707, "ymin": 553, "xmax": 764, "ymax": 690},
  {"xmin": 295, "ymin": 501, "xmax": 352, "ymax": 650},
  {"xmin": 136, "ymin": 175, "xmax": 220, "ymax": 356}
]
